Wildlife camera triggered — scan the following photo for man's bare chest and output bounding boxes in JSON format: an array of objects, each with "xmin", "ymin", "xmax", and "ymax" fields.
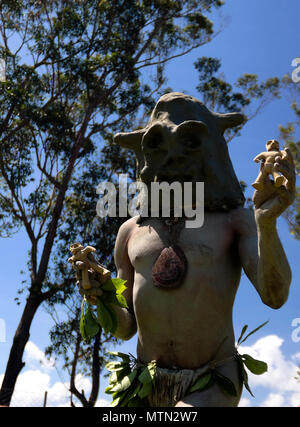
[{"xmin": 127, "ymin": 216, "xmax": 235, "ymax": 275}]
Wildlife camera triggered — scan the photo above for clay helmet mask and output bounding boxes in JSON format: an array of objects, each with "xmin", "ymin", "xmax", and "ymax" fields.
[{"xmin": 114, "ymin": 92, "xmax": 246, "ymax": 212}]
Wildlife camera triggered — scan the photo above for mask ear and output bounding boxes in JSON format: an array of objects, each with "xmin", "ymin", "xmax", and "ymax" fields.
[
  {"xmin": 114, "ymin": 129, "xmax": 145, "ymax": 179},
  {"xmin": 114, "ymin": 129, "xmax": 144, "ymax": 151},
  {"xmin": 215, "ymin": 112, "xmax": 246, "ymax": 134},
  {"xmin": 176, "ymin": 120, "xmax": 208, "ymax": 135}
]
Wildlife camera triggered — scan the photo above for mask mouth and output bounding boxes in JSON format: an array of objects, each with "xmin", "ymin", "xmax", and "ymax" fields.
[
  {"xmin": 158, "ymin": 175, "xmax": 193, "ymax": 183},
  {"xmin": 155, "ymin": 170, "xmax": 199, "ymax": 183}
]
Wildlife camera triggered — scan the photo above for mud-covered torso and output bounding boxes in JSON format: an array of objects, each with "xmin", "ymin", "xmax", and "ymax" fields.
[{"xmin": 127, "ymin": 213, "xmax": 242, "ymax": 369}]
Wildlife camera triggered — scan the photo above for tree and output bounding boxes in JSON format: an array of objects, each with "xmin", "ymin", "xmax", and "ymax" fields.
[
  {"xmin": 278, "ymin": 75, "xmax": 300, "ymax": 238},
  {"xmin": 0, "ymin": 0, "xmax": 226, "ymax": 405},
  {"xmin": 45, "ymin": 304, "xmax": 120, "ymax": 407},
  {"xmin": 43, "ymin": 156, "xmax": 128, "ymax": 407}
]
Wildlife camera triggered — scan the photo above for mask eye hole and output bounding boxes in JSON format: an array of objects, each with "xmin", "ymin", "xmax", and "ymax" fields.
[
  {"xmin": 180, "ymin": 134, "xmax": 201, "ymax": 150},
  {"xmin": 147, "ymin": 135, "xmax": 161, "ymax": 149},
  {"xmin": 143, "ymin": 130, "xmax": 164, "ymax": 151}
]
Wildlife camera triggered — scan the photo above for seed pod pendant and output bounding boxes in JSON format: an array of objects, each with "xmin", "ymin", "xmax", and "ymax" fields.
[{"xmin": 152, "ymin": 245, "xmax": 187, "ymax": 289}]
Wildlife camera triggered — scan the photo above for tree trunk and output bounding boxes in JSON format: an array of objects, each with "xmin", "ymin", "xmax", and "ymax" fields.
[
  {"xmin": 0, "ymin": 293, "xmax": 42, "ymax": 406},
  {"xmin": 87, "ymin": 330, "xmax": 101, "ymax": 407}
]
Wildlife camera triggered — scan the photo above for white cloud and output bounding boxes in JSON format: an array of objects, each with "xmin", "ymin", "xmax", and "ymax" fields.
[
  {"xmin": 0, "ymin": 341, "xmax": 98, "ymax": 407},
  {"xmin": 95, "ymin": 398, "xmax": 111, "ymax": 407},
  {"xmin": 10, "ymin": 369, "xmax": 51, "ymax": 407},
  {"xmin": 2, "ymin": 370, "xmax": 92, "ymax": 407},
  {"xmin": 288, "ymin": 392, "xmax": 300, "ymax": 407},
  {"xmin": 261, "ymin": 393, "xmax": 286, "ymax": 407},
  {"xmin": 238, "ymin": 334, "xmax": 300, "ymax": 407},
  {"xmin": 24, "ymin": 341, "xmax": 55, "ymax": 371},
  {"xmin": 238, "ymin": 397, "xmax": 251, "ymax": 407},
  {"xmin": 292, "ymin": 352, "xmax": 300, "ymax": 362}
]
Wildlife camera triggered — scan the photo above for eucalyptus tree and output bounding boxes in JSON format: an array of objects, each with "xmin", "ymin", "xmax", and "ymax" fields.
[{"xmin": 0, "ymin": 0, "xmax": 226, "ymax": 405}]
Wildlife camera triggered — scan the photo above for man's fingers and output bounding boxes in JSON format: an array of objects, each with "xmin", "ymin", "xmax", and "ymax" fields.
[
  {"xmin": 252, "ymin": 180, "xmax": 277, "ymax": 208},
  {"xmin": 274, "ymin": 159, "xmax": 296, "ymax": 191},
  {"xmin": 77, "ymin": 279, "xmax": 103, "ymax": 296},
  {"xmin": 75, "ymin": 261, "xmax": 86, "ymax": 270},
  {"xmin": 283, "ymin": 147, "xmax": 295, "ymax": 165},
  {"xmin": 85, "ymin": 288, "xmax": 103, "ymax": 297}
]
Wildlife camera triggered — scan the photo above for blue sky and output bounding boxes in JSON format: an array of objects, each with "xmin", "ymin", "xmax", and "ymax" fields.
[{"xmin": 1, "ymin": 0, "xmax": 300, "ymax": 407}]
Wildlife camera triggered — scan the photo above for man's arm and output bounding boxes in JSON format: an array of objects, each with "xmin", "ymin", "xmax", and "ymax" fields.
[
  {"xmin": 235, "ymin": 147, "xmax": 295, "ymax": 309},
  {"xmin": 111, "ymin": 217, "xmax": 138, "ymax": 340},
  {"xmin": 235, "ymin": 208, "xmax": 291, "ymax": 309}
]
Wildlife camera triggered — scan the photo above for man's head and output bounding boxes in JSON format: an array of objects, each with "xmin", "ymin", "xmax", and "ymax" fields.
[
  {"xmin": 266, "ymin": 139, "xmax": 280, "ymax": 152},
  {"xmin": 114, "ymin": 92, "xmax": 246, "ymax": 211}
]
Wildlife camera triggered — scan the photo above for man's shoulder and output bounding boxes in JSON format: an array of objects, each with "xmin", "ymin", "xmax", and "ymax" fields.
[
  {"xmin": 116, "ymin": 216, "xmax": 139, "ymax": 241},
  {"xmin": 228, "ymin": 207, "xmax": 256, "ymax": 236}
]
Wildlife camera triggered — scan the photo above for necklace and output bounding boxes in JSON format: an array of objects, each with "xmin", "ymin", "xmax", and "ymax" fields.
[{"xmin": 151, "ymin": 216, "xmax": 188, "ymax": 289}]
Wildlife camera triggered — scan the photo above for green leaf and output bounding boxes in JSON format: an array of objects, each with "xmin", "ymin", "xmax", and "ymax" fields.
[
  {"xmin": 129, "ymin": 381, "xmax": 143, "ymax": 399},
  {"xmin": 111, "ymin": 278, "xmax": 127, "ymax": 294},
  {"xmin": 101, "ymin": 279, "xmax": 116, "ymax": 292},
  {"xmin": 138, "ymin": 381, "xmax": 152, "ymax": 399},
  {"xmin": 101, "ymin": 290, "xmax": 128, "ymax": 309},
  {"xmin": 242, "ymin": 354, "xmax": 268, "ymax": 375},
  {"xmin": 107, "ymin": 351, "xmax": 131, "ymax": 362},
  {"xmin": 96, "ymin": 298, "xmax": 113, "ymax": 334},
  {"xmin": 116, "ymin": 293, "xmax": 129, "ymax": 308},
  {"xmin": 189, "ymin": 371, "xmax": 212, "ymax": 393},
  {"xmin": 79, "ymin": 312, "xmax": 88, "ymax": 341},
  {"xmin": 105, "ymin": 384, "xmax": 115, "ymax": 394},
  {"xmin": 105, "ymin": 361, "xmax": 128, "ymax": 372},
  {"xmin": 119, "ymin": 380, "xmax": 142, "ymax": 407},
  {"xmin": 84, "ymin": 306, "xmax": 99, "ymax": 338},
  {"xmin": 138, "ymin": 365, "xmax": 155, "ymax": 384},
  {"xmin": 101, "ymin": 290, "xmax": 119, "ymax": 305},
  {"xmin": 215, "ymin": 371, "xmax": 237, "ymax": 397},
  {"xmin": 105, "ymin": 303, "xmax": 118, "ymax": 333},
  {"xmin": 109, "ymin": 369, "xmax": 138, "ymax": 393},
  {"xmin": 111, "ymin": 395, "xmax": 123, "ymax": 407},
  {"xmin": 236, "ymin": 355, "xmax": 254, "ymax": 397},
  {"xmin": 101, "ymin": 278, "xmax": 127, "ymax": 294},
  {"xmin": 237, "ymin": 324, "xmax": 248, "ymax": 345},
  {"xmin": 239, "ymin": 321, "xmax": 269, "ymax": 345},
  {"xmin": 109, "ymin": 371, "xmax": 118, "ymax": 385}
]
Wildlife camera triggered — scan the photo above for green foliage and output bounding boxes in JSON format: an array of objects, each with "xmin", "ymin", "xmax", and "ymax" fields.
[
  {"xmin": 278, "ymin": 75, "xmax": 300, "ymax": 239},
  {"xmin": 79, "ymin": 278, "xmax": 127, "ymax": 338},
  {"xmin": 235, "ymin": 322, "xmax": 269, "ymax": 397},
  {"xmin": 194, "ymin": 57, "xmax": 280, "ymax": 141},
  {"xmin": 80, "ymin": 301, "xmax": 100, "ymax": 341},
  {"xmin": 188, "ymin": 322, "xmax": 269, "ymax": 399},
  {"xmin": 0, "ymin": 0, "xmax": 223, "ymax": 237},
  {"xmin": 188, "ymin": 371, "xmax": 212, "ymax": 393},
  {"xmin": 105, "ymin": 352, "xmax": 156, "ymax": 407}
]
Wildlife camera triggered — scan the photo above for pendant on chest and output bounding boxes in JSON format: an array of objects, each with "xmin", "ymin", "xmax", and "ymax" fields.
[{"xmin": 152, "ymin": 245, "xmax": 188, "ymax": 289}]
